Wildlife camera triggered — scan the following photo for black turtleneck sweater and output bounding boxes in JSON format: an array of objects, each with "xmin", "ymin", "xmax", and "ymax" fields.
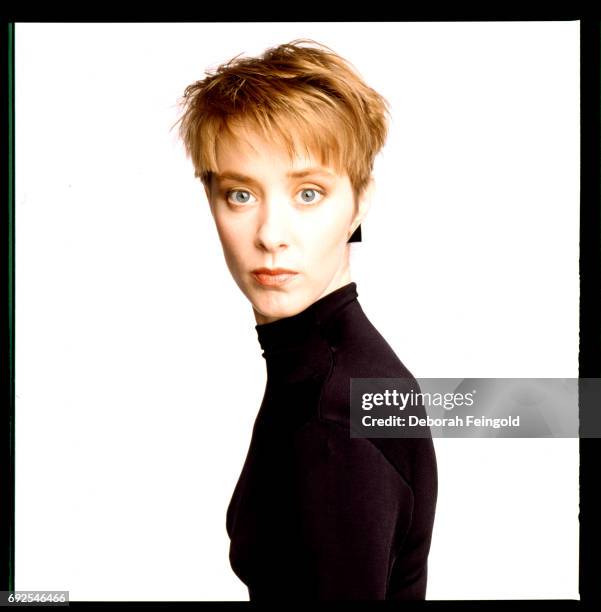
[{"xmin": 225, "ymin": 282, "xmax": 437, "ymax": 601}]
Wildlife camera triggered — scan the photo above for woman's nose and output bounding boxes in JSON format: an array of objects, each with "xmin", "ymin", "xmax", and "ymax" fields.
[{"xmin": 255, "ymin": 197, "xmax": 291, "ymax": 252}]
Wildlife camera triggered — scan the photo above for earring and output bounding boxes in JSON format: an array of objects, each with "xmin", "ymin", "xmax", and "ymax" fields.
[{"xmin": 347, "ymin": 223, "xmax": 362, "ymax": 243}]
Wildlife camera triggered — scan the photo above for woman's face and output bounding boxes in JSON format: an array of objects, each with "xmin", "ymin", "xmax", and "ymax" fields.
[{"xmin": 205, "ymin": 124, "xmax": 370, "ymax": 324}]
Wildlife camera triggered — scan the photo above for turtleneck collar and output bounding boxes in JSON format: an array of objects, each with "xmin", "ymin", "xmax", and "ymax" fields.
[{"xmin": 255, "ymin": 282, "xmax": 358, "ymax": 356}]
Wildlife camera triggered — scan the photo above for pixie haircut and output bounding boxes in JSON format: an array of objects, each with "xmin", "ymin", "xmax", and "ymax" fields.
[{"xmin": 174, "ymin": 39, "xmax": 391, "ymax": 200}]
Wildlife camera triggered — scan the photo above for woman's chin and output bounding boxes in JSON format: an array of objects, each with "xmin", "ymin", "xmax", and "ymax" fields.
[{"xmin": 251, "ymin": 292, "xmax": 307, "ymax": 324}]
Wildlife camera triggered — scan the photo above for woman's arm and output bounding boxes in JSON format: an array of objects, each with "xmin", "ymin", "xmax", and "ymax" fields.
[{"xmin": 291, "ymin": 418, "xmax": 415, "ymax": 600}]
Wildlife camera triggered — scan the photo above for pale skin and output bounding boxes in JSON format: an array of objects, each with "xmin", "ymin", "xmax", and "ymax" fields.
[{"xmin": 204, "ymin": 122, "xmax": 374, "ymax": 325}]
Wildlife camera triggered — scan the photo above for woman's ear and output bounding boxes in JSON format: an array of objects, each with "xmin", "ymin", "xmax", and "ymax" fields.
[{"xmin": 348, "ymin": 177, "xmax": 375, "ymax": 239}]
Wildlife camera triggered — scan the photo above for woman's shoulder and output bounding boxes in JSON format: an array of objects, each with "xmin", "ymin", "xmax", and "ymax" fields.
[
  {"xmin": 319, "ymin": 302, "xmax": 421, "ymax": 426},
  {"xmin": 325, "ymin": 300, "xmax": 416, "ymax": 379},
  {"xmin": 289, "ymin": 408, "xmax": 437, "ymax": 501},
  {"xmin": 290, "ymin": 413, "xmax": 414, "ymax": 492}
]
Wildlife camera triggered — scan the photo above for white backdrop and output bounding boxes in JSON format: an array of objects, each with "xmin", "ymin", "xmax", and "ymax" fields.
[{"xmin": 15, "ymin": 22, "xmax": 580, "ymax": 601}]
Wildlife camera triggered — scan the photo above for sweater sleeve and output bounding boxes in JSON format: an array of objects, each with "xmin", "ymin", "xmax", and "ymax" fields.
[{"xmin": 290, "ymin": 418, "xmax": 414, "ymax": 600}]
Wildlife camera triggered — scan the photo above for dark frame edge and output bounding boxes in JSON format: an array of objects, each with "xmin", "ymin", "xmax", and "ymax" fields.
[{"xmin": 578, "ymin": 17, "xmax": 601, "ymax": 609}]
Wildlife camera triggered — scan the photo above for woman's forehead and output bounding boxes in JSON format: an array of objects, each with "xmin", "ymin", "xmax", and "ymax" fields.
[{"xmin": 217, "ymin": 122, "xmax": 338, "ymax": 174}]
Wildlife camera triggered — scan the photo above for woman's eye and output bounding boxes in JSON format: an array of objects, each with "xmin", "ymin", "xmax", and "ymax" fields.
[
  {"xmin": 297, "ymin": 188, "xmax": 324, "ymax": 205},
  {"xmin": 226, "ymin": 189, "xmax": 256, "ymax": 206}
]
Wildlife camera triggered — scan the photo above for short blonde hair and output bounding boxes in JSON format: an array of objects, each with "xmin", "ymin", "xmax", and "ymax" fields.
[{"xmin": 173, "ymin": 39, "xmax": 390, "ymax": 198}]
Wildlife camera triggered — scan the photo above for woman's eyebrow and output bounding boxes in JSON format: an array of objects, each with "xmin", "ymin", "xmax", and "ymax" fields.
[
  {"xmin": 214, "ymin": 171, "xmax": 257, "ymax": 184},
  {"xmin": 287, "ymin": 167, "xmax": 335, "ymax": 179}
]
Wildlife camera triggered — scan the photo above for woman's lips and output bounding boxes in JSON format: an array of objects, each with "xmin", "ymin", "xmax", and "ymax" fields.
[{"xmin": 252, "ymin": 269, "xmax": 299, "ymax": 287}]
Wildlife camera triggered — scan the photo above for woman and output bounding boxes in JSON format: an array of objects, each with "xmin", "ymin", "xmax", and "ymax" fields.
[{"xmin": 175, "ymin": 39, "xmax": 437, "ymax": 601}]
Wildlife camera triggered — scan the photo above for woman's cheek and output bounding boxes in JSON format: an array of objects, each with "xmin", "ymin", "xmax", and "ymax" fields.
[{"xmin": 219, "ymin": 222, "xmax": 247, "ymax": 255}]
